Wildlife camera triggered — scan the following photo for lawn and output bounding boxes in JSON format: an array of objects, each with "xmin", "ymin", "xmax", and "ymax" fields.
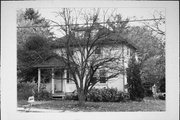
[{"xmin": 18, "ymin": 97, "xmax": 165, "ymax": 112}]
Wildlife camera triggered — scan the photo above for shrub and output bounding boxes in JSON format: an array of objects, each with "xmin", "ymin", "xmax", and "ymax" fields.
[
  {"xmin": 144, "ymin": 89, "xmax": 153, "ymax": 97},
  {"xmin": 65, "ymin": 91, "xmax": 78, "ymax": 101},
  {"xmin": 156, "ymin": 93, "xmax": 165, "ymax": 100},
  {"xmin": 87, "ymin": 88, "xmax": 127, "ymax": 102},
  {"xmin": 87, "ymin": 88, "xmax": 103, "ymax": 102},
  {"xmin": 34, "ymin": 90, "xmax": 52, "ymax": 101},
  {"xmin": 64, "ymin": 88, "xmax": 128, "ymax": 102},
  {"xmin": 17, "ymin": 82, "xmax": 52, "ymax": 101},
  {"xmin": 17, "ymin": 81, "xmax": 37, "ymax": 100}
]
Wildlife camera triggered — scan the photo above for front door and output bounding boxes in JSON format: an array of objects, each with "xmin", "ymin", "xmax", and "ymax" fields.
[{"xmin": 54, "ymin": 79, "xmax": 63, "ymax": 93}]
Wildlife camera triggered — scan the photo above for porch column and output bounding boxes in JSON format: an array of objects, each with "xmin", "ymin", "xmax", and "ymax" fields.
[
  {"xmin": 38, "ymin": 68, "xmax": 41, "ymax": 92},
  {"xmin": 52, "ymin": 68, "xmax": 55, "ymax": 94},
  {"xmin": 122, "ymin": 44, "xmax": 125, "ymax": 92},
  {"xmin": 63, "ymin": 69, "xmax": 67, "ymax": 92},
  {"xmin": 124, "ymin": 73, "xmax": 128, "ymax": 93}
]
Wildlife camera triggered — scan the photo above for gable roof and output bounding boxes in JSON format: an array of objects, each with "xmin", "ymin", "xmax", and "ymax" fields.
[{"xmin": 51, "ymin": 32, "xmax": 137, "ymax": 50}]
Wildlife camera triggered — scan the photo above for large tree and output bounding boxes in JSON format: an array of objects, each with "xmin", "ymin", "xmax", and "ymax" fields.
[
  {"xmin": 17, "ymin": 8, "xmax": 55, "ymax": 82},
  {"xmin": 52, "ymin": 8, "xmax": 130, "ymax": 105}
]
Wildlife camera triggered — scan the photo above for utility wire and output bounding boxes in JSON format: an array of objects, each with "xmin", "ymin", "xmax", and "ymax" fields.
[{"xmin": 17, "ymin": 18, "xmax": 165, "ymax": 28}]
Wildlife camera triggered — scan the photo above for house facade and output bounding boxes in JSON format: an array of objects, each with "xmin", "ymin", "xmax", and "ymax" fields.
[
  {"xmin": 35, "ymin": 36, "xmax": 137, "ymax": 97},
  {"xmin": 34, "ymin": 25, "xmax": 137, "ymax": 96}
]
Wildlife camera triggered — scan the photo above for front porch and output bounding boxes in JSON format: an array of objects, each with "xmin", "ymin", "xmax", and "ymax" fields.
[{"xmin": 34, "ymin": 55, "xmax": 76, "ymax": 97}]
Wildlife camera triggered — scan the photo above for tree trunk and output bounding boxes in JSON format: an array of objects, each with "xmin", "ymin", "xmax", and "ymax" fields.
[{"xmin": 78, "ymin": 90, "xmax": 86, "ymax": 106}]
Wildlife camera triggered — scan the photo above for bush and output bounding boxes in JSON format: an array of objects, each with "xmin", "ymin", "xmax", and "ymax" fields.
[
  {"xmin": 64, "ymin": 88, "xmax": 128, "ymax": 102},
  {"xmin": 87, "ymin": 88, "xmax": 127, "ymax": 102},
  {"xmin": 65, "ymin": 91, "xmax": 78, "ymax": 101},
  {"xmin": 34, "ymin": 90, "xmax": 52, "ymax": 101},
  {"xmin": 157, "ymin": 93, "xmax": 165, "ymax": 100},
  {"xmin": 17, "ymin": 81, "xmax": 37, "ymax": 100},
  {"xmin": 17, "ymin": 82, "xmax": 52, "ymax": 101},
  {"xmin": 144, "ymin": 89, "xmax": 153, "ymax": 97}
]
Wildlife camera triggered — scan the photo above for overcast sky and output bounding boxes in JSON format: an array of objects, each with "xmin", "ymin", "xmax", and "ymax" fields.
[{"xmin": 36, "ymin": 8, "xmax": 165, "ymax": 37}]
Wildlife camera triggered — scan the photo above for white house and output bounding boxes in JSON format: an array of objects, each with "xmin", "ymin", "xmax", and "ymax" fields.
[{"xmin": 34, "ymin": 28, "xmax": 137, "ymax": 97}]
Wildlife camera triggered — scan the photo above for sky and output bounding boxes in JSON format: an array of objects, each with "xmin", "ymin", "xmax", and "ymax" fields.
[{"xmin": 37, "ymin": 8, "xmax": 165, "ymax": 37}]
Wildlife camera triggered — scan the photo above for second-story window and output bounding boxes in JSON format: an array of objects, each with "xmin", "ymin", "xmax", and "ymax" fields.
[
  {"xmin": 99, "ymin": 70, "xmax": 106, "ymax": 83},
  {"xmin": 95, "ymin": 47, "xmax": 101, "ymax": 54},
  {"xmin": 67, "ymin": 69, "xmax": 70, "ymax": 83},
  {"xmin": 127, "ymin": 48, "xmax": 130, "ymax": 56}
]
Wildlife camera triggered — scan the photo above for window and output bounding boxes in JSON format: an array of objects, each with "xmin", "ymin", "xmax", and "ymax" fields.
[
  {"xmin": 91, "ymin": 76, "xmax": 97, "ymax": 83},
  {"xmin": 66, "ymin": 70, "xmax": 74, "ymax": 84},
  {"xmin": 95, "ymin": 47, "xmax": 101, "ymax": 54},
  {"xmin": 99, "ymin": 70, "xmax": 106, "ymax": 83},
  {"xmin": 127, "ymin": 48, "xmax": 130, "ymax": 56},
  {"xmin": 67, "ymin": 70, "xmax": 70, "ymax": 83},
  {"xmin": 90, "ymin": 72, "xmax": 98, "ymax": 83},
  {"xmin": 70, "ymin": 49, "xmax": 74, "ymax": 55}
]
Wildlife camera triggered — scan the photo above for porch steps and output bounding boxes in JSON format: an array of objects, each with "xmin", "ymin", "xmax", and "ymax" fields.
[{"xmin": 52, "ymin": 94, "xmax": 65, "ymax": 100}]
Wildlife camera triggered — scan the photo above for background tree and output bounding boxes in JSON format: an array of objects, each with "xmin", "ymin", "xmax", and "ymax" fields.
[
  {"xmin": 126, "ymin": 56, "xmax": 144, "ymax": 101},
  {"xmin": 52, "ymin": 8, "xmax": 130, "ymax": 105},
  {"xmin": 142, "ymin": 10, "xmax": 165, "ymax": 40},
  {"xmin": 127, "ymin": 26, "xmax": 165, "ymax": 87},
  {"xmin": 17, "ymin": 8, "xmax": 55, "ymax": 82},
  {"xmin": 17, "ymin": 35, "xmax": 54, "ymax": 82},
  {"xmin": 17, "ymin": 8, "xmax": 54, "ymax": 49},
  {"xmin": 126, "ymin": 10, "xmax": 165, "ymax": 92}
]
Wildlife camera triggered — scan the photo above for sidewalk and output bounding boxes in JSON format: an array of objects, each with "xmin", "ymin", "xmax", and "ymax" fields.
[{"xmin": 17, "ymin": 107, "xmax": 73, "ymax": 112}]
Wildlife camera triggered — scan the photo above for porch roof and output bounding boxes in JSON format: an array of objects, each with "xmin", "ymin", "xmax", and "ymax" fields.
[{"xmin": 34, "ymin": 55, "xmax": 67, "ymax": 69}]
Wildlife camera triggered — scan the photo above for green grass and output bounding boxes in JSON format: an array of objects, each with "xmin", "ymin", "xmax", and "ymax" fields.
[{"xmin": 18, "ymin": 98, "xmax": 165, "ymax": 112}]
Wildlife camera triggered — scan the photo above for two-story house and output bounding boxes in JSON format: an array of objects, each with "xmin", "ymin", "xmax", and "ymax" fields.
[{"xmin": 34, "ymin": 26, "xmax": 137, "ymax": 97}]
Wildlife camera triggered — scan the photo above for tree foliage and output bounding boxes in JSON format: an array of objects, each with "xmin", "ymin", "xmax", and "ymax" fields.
[
  {"xmin": 17, "ymin": 8, "xmax": 54, "ymax": 49},
  {"xmin": 127, "ymin": 26, "xmax": 165, "ymax": 85},
  {"xmin": 17, "ymin": 35, "xmax": 54, "ymax": 82},
  {"xmin": 17, "ymin": 8, "xmax": 55, "ymax": 82}
]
